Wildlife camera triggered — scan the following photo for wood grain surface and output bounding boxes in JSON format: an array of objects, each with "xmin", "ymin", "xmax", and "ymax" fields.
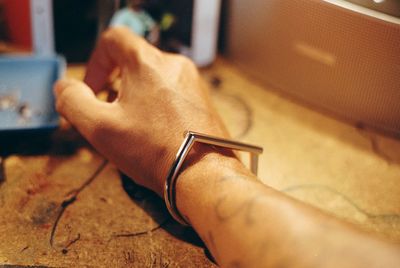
[{"xmin": 0, "ymin": 58, "xmax": 399, "ymax": 267}]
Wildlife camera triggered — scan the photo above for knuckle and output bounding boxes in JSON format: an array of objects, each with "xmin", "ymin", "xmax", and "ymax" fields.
[
  {"xmin": 55, "ymin": 95, "xmax": 64, "ymax": 110},
  {"xmin": 100, "ymin": 27, "xmax": 131, "ymax": 53},
  {"xmin": 100, "ymin": 27, "xmax": 145, "ymax": 63},
  {"xmin": 54, "ymin": 86, "xmax": 71, "ymax": 113},
  {"xmin": 174, "ymin": 54, "xmax": 199, "ymax": 77},
  {"xmin": 55, "ymin": 99, "xmax": 64, "ymax": 114},
  {"xmin": 176, "ymin": 54, "xmax": 193, "ymax": 66},
  {"xmin": 179, "ymin": 55, "xmax": 197, "ymax": 72},
  {"xmin": 102, "ymin": 27, "xmax": 129, "ymax": 41}
]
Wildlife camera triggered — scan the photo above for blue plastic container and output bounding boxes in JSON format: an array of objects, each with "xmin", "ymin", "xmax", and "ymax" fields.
[{"xmin": 0, "ymin": 56, "xmax": 65, "ymax": 132}]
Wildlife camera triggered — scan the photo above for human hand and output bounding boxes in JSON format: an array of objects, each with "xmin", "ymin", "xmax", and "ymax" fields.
[{"xmin": 54, "ymin": 27, "xmax": 230, "ymax": 196}]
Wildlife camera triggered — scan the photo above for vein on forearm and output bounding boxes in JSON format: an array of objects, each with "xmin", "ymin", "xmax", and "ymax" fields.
[{"xmin": 213, "ymin": 174, "xmax": 265, "ymax": 225}]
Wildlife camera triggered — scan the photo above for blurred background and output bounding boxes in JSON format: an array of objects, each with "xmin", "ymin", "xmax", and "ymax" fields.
[
  {"xmin": 0, "ymin": 0, "xmax": 219, "ymax": 64},
  {"xmin": 0, "ymin": 2, "xmax": 400, "ymax": 266},
  {"xmin": 0, "ymin": 0, "xmax": 399, "ymax": 135}
]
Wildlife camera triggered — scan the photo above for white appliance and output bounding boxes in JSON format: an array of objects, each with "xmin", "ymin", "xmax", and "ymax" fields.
[{"xmin": 227, "ymin": 0, "xmax": 400, "ymax": 135}]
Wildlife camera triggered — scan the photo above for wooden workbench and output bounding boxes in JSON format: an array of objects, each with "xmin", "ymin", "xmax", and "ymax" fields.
[{"xmin": 0, "ymin": 58, "xmax": 399, "ymax": 267}]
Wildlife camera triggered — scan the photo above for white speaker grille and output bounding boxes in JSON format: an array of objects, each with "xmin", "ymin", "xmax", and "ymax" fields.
[{"xmin": 228, "ymin": 0, "xmax": 400, "ymax": 134}]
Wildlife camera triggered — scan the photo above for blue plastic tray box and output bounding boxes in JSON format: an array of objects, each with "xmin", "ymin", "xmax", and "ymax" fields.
[{"xmin": 0, "ymin": 56, "xmax": 65, "ymax": 132}]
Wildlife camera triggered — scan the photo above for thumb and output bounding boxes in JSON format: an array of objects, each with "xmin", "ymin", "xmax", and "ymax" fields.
[{"xmin": 54, "ymin": 78, "xmax": 110, "ymax": 138}]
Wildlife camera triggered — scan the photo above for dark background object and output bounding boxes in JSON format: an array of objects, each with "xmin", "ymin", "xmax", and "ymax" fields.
[
  {"xmin": 53, "ymin": 0, "xmax": 98, "ymax": 62},
  {"xmin": 162, "ymin": 0, "xmax": 193, "ymax": 47}
]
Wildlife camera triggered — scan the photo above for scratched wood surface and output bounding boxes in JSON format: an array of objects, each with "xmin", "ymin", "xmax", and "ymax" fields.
[
  {"xmin": 203, "ymin": 59, "xmax": 400, "ymax": 243},
  {"xmin": 1, "ymin": 58, "xmax": 400, "ymax": 267}
]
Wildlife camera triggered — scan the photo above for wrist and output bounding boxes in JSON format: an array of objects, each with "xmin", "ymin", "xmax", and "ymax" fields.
[
  {"xmin": 180, "ymin": 143, "xmax": 237, "ymax": 174},
  {"xmin": 174, "ymin": 148, "xmax": 246, "ymax": 225},
  {"xmin": 162, "ymin": 131, "xmax": 262, "ymax": 225},
  {"xmin": 155, "ymin": 138, "xmax": 235, "ymax": 197}
]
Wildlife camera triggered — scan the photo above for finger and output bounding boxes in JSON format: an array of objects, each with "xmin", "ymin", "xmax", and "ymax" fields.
[
  {"xmin": 84, "ymin": 26, "xmax": 150, "ymax": 93},
  {"xmin": 54, "ymin": 78, "xmax": 111, "ymax": 138}
]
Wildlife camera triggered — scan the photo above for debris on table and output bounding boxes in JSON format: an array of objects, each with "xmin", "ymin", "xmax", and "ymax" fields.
[
  {"xmin": 18, "ymin": 102, "xmax": 33, "ymax": 121},
  {"xmin": 0, "ymin": 89, "xmax": 37, "ymax": 124},
  {"xmin": 0, "ymin": 90, "xmax": 19, "ymax": 110},
  {"xmin": 209, "ymin": 75, "xmax": 223, "ymax": 89}
]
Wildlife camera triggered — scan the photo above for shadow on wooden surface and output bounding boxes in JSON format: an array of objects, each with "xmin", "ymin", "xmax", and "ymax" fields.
[
  {"xmin": 119, "ymin": 173, "xmax": 204, "ymax": 245},
  {"xmin": 119, "ymin": 173, "xmax": 217, "ymax": 265},
  {"xmin": 0, "ymin": 129, "xmax": 88, "ymax": 158}
]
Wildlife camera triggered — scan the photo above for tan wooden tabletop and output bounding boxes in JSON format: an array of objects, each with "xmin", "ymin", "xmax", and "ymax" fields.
[{"xmin": 0, "ymin": 58, "xmax": 399, "ymax": 267}]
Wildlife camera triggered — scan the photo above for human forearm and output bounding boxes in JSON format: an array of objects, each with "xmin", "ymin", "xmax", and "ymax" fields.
[
  {"xmin": 176, "ymin": 151, "xmax": 400, "ymax": 268},
  {"xmin": 54, "ymin": 28, "xmax": 400, "ymax": 268}
]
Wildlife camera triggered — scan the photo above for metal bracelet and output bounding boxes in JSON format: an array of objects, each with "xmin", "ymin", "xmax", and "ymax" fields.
[{"xmin": 163, "ymin": 131, "xmax": 263, "ymax": 225}]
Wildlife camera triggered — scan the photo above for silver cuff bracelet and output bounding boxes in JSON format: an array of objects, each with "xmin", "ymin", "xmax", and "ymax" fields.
[{"xmin": 163, "ymin": 131, "xmax": 263, "ymax": 226}]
